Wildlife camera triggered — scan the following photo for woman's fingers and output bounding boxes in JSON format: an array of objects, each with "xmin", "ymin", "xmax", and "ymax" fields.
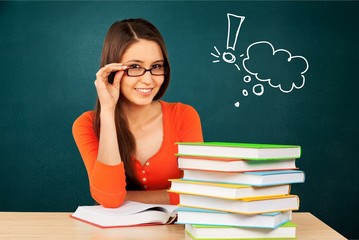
[
  {"xmin": 112, "ymin": 70, "xmax": 125, "ymax": 89},
  {"xmin": 94, "ymin": 63, "xmax": 128, "ymax": 109},
  {"xmin": 96, "ymin": 63, "xmax": 127, "ymax": 82},
  {"xmin": 94, "ymin": 64, "xmax": 127, "ymax": 89}
]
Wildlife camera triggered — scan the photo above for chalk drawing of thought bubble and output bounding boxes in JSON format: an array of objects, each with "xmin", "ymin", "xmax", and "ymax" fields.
[{"xmin": 242, "ymin": 41, "xmax": 309, "ymax": 93}]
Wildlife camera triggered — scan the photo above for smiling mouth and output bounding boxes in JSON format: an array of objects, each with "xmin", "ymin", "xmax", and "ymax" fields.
[{"xmin": 135, "ymin": 88, "xmax": 153, "ymax": 94}]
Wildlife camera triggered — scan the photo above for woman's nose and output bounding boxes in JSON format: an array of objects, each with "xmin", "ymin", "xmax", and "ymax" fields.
[{"xmin": 139, "ymin": 71, "xmax": 153, "ymax": 84}]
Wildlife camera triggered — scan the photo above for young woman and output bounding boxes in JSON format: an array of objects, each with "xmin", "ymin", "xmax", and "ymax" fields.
[{"xmin": 72, "ymin": 18, "xmax": 203, "ymax": 208}]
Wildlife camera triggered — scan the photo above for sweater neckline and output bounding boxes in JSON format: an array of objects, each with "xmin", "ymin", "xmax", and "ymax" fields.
[{"xmin": 133, "ymin": 100, "xmax": 167, "ymax": 167}]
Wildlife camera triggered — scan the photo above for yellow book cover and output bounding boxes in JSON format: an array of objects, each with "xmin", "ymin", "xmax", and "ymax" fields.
[
  {"xmin": 168, "ymin": 179, "xmax": 291, "ymax": 200},
  {"xmin": 179, "ymin": 194, "xmax": 300, "ymax": 214}
]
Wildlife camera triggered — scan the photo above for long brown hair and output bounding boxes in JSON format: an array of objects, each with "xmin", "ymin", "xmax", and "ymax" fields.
[{"xmin": 94, "ymin": 18, "xmax": 171, "ymax": 190}]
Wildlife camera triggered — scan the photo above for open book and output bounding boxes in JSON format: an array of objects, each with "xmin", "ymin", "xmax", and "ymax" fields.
[{"xmin": 71, "ymin": 201, "xmax": 178, "ymax": 228}]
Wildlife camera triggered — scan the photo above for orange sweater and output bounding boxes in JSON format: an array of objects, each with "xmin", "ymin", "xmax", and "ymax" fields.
[{"xmin": 72, "ymin": 101, "xmax": 203, "ymax": 207}]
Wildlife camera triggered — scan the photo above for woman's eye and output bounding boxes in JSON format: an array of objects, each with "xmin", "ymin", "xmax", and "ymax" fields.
[
  {"xmin": 129, "ymin": 64, "xmax": 141, "ymax": 69},
  {"xmin": 152, "ymin": 64, "xmax": 163, "ymax": 69}
]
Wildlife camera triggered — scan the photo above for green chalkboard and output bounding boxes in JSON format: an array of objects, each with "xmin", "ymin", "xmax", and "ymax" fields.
[{"xmin": 0, "ymin": 1, "xmax": 358, "ymax": 239}]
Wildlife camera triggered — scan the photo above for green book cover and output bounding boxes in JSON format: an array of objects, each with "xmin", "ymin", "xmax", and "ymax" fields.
[
  {"xmin": 177, "ymin": 142, "xmax": 300, "ymax": 149},
  {"xmin": 176, "ymin": 142, "xmax": 301, "ymax": 160}
]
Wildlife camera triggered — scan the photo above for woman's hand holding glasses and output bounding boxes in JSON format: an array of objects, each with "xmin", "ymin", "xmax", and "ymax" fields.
[{"xmin": 94, "ymin": 63, "xmax": 128, "ymax": 113}]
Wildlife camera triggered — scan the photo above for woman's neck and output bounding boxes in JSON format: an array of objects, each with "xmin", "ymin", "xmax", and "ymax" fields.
[{"xmin": 121, "ymin": 100, "xmax": 162, "ymax": 129}]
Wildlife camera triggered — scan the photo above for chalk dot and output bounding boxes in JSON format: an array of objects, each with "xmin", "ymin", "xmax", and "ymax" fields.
[
  {"xmin": 222, "ymin": 52, "xmax": 236, "ymax": 64},
  {"xmin": 234, "ymin": 102, "xmax": 240, "ymax": 107},
  {"xmin": 253, "ymin": 84, "xmax": 264, "ymax": 96},
  {"xmin": 242, "ymin": 89, "xmax": 248, "ymax": 96},
  {"xmin": 243, "ymin": 75, "xmax": 251, "ymax": 83}
]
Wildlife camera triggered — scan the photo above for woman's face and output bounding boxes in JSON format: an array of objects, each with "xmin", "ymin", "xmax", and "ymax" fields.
[{"xmin": 119, "ymin": 39, "xmax": 165, "ymax": 107}]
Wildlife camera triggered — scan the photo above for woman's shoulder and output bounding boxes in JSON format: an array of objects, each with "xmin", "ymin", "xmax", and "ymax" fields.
[
  {"xmin": 160, "ymin": 100, "xmax": 197, "ymax": 112},
  {"xmin": 72, "ymin": 111, "xmax": 95, "ymax": 130},
  {"xmin": 160, "ymin": 101, "xmax": 200, "ymax": 119}
]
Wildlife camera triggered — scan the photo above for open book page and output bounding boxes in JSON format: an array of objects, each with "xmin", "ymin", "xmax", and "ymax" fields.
[
  {"xmin": 71, "ymin": 201, "xmax": 178, "ymax": 227},
  {"xmin": 96, "ymin": 201, "xmax": 178, "ymax": 215}
]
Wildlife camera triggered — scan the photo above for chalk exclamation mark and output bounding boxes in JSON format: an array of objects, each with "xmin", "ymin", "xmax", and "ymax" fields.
[{"xmin": 223, "ymin": 13, "xmax": 245, "ymax": 64}]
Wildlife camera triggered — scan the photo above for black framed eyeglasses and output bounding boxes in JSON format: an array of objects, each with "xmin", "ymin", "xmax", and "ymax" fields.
[{"xmin": 125, "ymin": 66, "xmax": 169, "ymax": 77}]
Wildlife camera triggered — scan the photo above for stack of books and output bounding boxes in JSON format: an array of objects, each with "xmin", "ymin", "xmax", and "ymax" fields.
[{"xmin": 169, "ymin": 142, "xmax": 305, "ymax": 240}]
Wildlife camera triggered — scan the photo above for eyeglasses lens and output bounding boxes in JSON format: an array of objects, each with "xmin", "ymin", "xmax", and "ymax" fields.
[{"xmin": 127, "ymin": 67, "xmax": 168, "ymax": 77}]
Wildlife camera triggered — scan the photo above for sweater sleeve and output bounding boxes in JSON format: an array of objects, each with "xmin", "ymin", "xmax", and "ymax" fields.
[
  {"xmin": 72, "ymin": 112, "xmax": 127, "ymax": 208},
  {"xmin": 177, "ymin": 103, "xmax": 204, "ymax": 142}
]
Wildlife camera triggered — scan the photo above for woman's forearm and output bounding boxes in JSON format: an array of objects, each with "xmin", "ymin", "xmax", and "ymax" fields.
[{"xmin": 97, "ymin": 111, "xmax": 122, "ymax": 166}]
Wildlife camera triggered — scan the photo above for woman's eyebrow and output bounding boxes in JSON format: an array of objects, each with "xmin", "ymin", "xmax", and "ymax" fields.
[
  {"xmin": 125, "ymin": 59, "xmax": 164, "ymax": 64},
  {"xmin": 153, "ymin": 60, "xmax": 165, "ymax": 63},
  {"xmin": 125, "ymin": 59, "xmax": 143, "ymax": 64}
]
